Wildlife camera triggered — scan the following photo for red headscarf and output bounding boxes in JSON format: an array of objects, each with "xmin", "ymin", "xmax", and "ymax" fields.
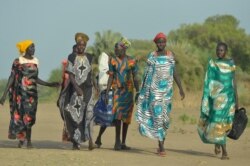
[{"xmin": 153, "ymin": 32, "xmax": 167, "ymax": 43}]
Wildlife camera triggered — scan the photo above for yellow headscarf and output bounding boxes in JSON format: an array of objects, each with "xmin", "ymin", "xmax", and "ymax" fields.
[
  {"xmin": 16, "ymin": 40, "xmax": 33, "ymax": 54},
  {"xmin": 120, "ymin": 37, "xmax": 131, "ymax": 48},
  {"xmin": 75, "ymin": 32, "xmax": 89, "ymax": 43},
  {"xmin": 117, "ymin": 37, "xmax": 131, "ymax": 49}
]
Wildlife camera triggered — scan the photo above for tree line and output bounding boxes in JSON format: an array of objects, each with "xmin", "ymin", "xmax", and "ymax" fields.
[{"xmin": 1, "ymin": 14, "xmax": 249, "ymax": 106}]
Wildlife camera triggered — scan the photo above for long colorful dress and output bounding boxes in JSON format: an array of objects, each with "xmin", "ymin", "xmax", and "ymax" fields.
[
  {"xmin": 109, "ymin": 55, "xmax": 138, "ymax": 124},
  {"xmin": 58, "ymin": 53, "xmax": 95, "ymax": 144},
  {"xmin": 198, "ymin": 58, "xmax": 236, "ymax": 145},
  {"xmin": 8, "ymin": 56, "xmax": 39, "ymax": 140},
  {"xmin": 136, "ymin": 51, "xmax": 175, "ymax": 141}
]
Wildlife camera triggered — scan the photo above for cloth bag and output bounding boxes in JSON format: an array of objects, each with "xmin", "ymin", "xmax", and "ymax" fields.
[{"xmin": 93, "ymin": 90, "xmax": 114, "ymax": 126}]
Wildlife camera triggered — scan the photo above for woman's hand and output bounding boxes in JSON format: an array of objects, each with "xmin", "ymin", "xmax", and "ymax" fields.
[
  {"xmin": 95, "ymin": 87, "xmax": 100, "ymax": 96},
  {"xmin": 179, "ymin": 89, "xmax": 185, "ymax": 100},
  {"xmin": 135, "ymin": 92, "xmax": 139, "ymax": 104},
  {"xmin": 235, "ymin": 103, "xmax": 239, "ymax": 111},
  {"xmin": 105, "ymin": 92, "xmax": 109, "ymax": 105},
  {"xmin": 0, "ymin": 96, "xmax": 6, "ymax": 105},
  {"xmin": 75, "ymin": 87, "xmax": 83, "ymax": 96}
]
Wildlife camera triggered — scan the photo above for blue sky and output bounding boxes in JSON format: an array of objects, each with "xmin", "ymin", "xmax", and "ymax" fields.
[{"xmin": 0, "ymin": 0, "xmax": 249, "ymax": 80}]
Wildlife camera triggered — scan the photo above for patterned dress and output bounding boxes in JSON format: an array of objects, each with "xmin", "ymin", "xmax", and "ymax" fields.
[
  {"xmin": 136, "ymin": 51, "xmax": 175, "ymax": 141},
  {"xmin": 58, "ymin": 53, "xmax": 95, "ymax": 144},
  {"xmin": 198, "ymin": 58, "xmax": 236, "ymax": 145},
  {"xmin": 8, "ymin": 56, "xmax": 39, "ymax": 140},
  {"xmin": 109, "ymin": 55, "xmax": 138, "ymax": 124}
]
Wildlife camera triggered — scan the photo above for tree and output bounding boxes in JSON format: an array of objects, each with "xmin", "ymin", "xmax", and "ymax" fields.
[
  {"xmin": 87, "ymin": 30, "xmax": 122, "ymax": 63},
  {"xmin": 168, "ymin": 14, "xmax": 250, "ymax": 72}
]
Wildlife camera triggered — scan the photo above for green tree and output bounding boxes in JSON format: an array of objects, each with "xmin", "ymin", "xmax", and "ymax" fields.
[
  {"xmin": 87, "ymin": 30, "xmax": 122, "ymax": 62},
  {"xmin": 168, "ymin": 14, "xmax": 250, "ymax": 72}
]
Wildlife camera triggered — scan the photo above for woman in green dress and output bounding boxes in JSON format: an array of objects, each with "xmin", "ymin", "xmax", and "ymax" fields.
[{"xmin": 198, "ymin": 42, "xmax": 239, "ymax": 160}]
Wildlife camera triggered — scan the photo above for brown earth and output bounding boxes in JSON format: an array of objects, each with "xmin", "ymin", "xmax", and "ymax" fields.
[{"xmin": 0, "ymin": 93, "xmax": 249, "ymax": 166}]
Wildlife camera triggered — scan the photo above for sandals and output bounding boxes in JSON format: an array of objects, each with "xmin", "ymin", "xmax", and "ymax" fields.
[
  {"xmin": 157, "ymin": 148, "xmax": 166, "ymax": 157},
  {"xmin": 114, "ymin": 141, "xmax": 121, "ymax": 151},
  {"xmin": 121, "ymin": 144, "xmax": 131, "ymax": 150},
  {"xmin": 157, "ymin": 151, "xmax": 166, "ymax": 157},
  {"xmin": 95, "ymin": 140, "xmax": 102, "ymax": 148}
]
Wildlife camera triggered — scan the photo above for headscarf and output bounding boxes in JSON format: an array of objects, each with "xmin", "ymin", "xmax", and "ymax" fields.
[
  {"xmin": 153, "ymin": 32, "xmax": 167, "ymax": 43},
  {"xmin": 117, "ymin": 37, "xmax": 131, "ymax": 49},
  {"xmin": 16, "ymin": 40, "xmax": 33, "ymax": 55},
  {"xmin": 75, "ymin": 32, "xmax": 89, "ymax": 43}
]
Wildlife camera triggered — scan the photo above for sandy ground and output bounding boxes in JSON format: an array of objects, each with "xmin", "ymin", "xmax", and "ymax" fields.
[{"xmin": 0, "ymin": 96, "xmax": 249, "ymax": 166}]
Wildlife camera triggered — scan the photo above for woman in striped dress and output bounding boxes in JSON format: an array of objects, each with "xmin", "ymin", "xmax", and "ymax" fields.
[{"xmin": 136, "ymin": 32, "xmax": 185, "ymax": 156}]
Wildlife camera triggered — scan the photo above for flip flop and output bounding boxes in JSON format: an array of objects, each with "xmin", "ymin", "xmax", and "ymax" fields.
[
  {"xmin": 121, "ymin": 144, "xmax": 131, "ymax": 150},
  {"xmin": 95, "ymin": 140, "xmax": 102, "ymax": 148},
  {"xmin": 157, "ymin": 151, "xmax": 166, "ymax": 157}
]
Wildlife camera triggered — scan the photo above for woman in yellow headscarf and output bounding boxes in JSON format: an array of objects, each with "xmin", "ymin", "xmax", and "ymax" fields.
[{"xmin": 0, "ymin": 40, "xmax": 60, "ymax": 148}]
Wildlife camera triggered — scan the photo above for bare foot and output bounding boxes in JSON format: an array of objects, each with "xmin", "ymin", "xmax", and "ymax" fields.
[
  {"xmin": 121, "ymin": 144, "xmax": 131, "ymax": 150},
  {"xmin": 221, "ymin": 155, "xmax": 229, "ymax": 160},
  {"xmin": 214, "ymin": 145, "xmax": 221, "ymax": 155},
  {"xmin": 27, "ymin": 141, "xmax": 33, "ymax": 149},
  {"xmin": 88, "ymin": 142, "xmax": 94, "ymax": 151},
  {"xmin": 18, "ymin": 140, "xmax": 24, "ymax": 148},
  {"xmin": 95, "ymin": 139, "xmax": 102, "ymax": 148},
  {"xmin": 72, "ymin": 143, "xmax": 80, "ymax": 150},
  {"xmin": 114, "ymin": 141, "xmax": 121, "ymax": 151}
]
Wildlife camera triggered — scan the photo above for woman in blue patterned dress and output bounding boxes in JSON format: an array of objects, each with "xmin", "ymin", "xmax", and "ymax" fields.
[{"xmin": 136, "ymin": 33, "xmax": 185, "ymax": 156}]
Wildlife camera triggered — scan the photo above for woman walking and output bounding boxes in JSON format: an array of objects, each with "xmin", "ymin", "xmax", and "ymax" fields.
[
  {"xmin": 102, "ymin": 38, "xmax": 139, "ymax": 150},
  {"xmin": 0, "ymin": 40, "xmax": 59, "ymax": 148},
  {"xmin": 58, "ymin": 33, "xmax": 96, "ymax": 150},
  {"xmin": 136, "ymin": 32, "xmax": 185, "ymax": 156},
  {"xmin": 197, "ymin": 42, "xmax": 238, "ymax": 160}
]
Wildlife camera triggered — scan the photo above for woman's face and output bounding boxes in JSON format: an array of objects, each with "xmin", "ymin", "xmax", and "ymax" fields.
[
  {"xmin": 216, "ymin": 45, "xmax": 226, "ymax": 59},
  {"xmin": 156, "ymin": 38, "xmax": 166, "ymax": 51},
  {"xmin": 26, "ymin": 43, "xmax": 35, "ymax": 56},
  {"xmin": 76, "ymin": 41, "xmax": 86, "ymax": 54},
  {"xmin": 114, "ymin": 44, "xmax": 125, "ymax": 57}
]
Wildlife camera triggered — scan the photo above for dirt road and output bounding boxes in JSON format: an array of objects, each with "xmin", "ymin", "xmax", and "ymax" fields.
[{"xmin": 0, "ymin": 100, "xmax": 249, "ymax": 166}]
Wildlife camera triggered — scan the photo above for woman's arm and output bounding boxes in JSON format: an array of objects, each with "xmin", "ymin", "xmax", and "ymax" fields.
[
  {"xmin": 92, "ymin": 71, "xmax": 100, "ymax": 95},
  {"xmin": 0, "ymin": 73, "xmax": 15, "ymax": 105},
  {"xmin": 233, "ymin": 73, "xmax": 239, "ymax": 110},
  {"xmin": 105, "ymin": 74, "xmax": 114, "ymax": 104},
  {"xmin": 133, "ymin": 72, "xmax": 140, "ymax": 103},
  {"xmin": 37, "ymin": 77, "xmax": 60, "ymax": 87},
  {"xmin": 173, "ymin": 66, "xmax": 185, "ymax": 100},
  {"xmin": 68, "ymin": 73, "xmax": 83, "ymax": 96}
]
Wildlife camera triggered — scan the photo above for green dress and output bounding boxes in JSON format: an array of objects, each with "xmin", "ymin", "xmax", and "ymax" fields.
[{"xmin": 198, "ymin": 58, "xmax": 236, "ymax": 145}]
